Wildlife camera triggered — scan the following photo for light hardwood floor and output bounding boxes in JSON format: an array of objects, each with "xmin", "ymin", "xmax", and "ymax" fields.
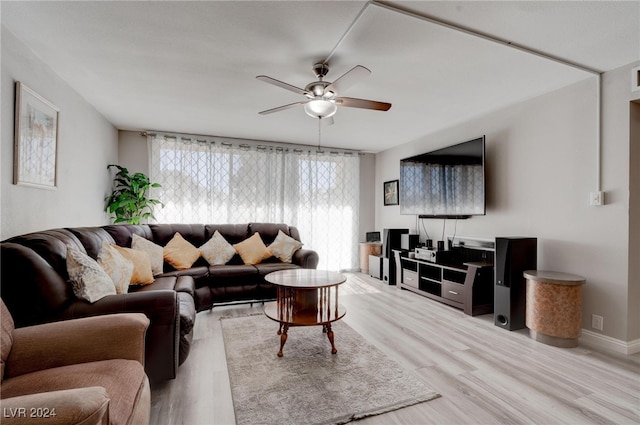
[{"xmin": 151, "ymin": 273, "xmax": 640, "ymax": 425}]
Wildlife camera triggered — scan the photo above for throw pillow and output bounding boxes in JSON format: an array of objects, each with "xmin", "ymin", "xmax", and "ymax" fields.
[
  {"xmin": 200, "ymin": 230, "xmax": 236, "ymax": 265},
  {"xmin": 112, "ymin": 245, "xmax": 155, "ymax": 285},
  {"xmin": 97, "ymin": 243, "xmax": 134, "ymax": 294},
  {"xmin": 66, "ymin": 247, "xmax": 117, "ymax": 303},
  {"xmin": 132, "ymin": 234, "xmax": 164, "ymax": 275},
  {"xmin": 164, "ymin": 232, "xmax": 201, "ymax": 270},
  {"xmin": 233, "ymin": 232, "xmax": 272, "ymax": 265},
  {"xmin": 268, "ymin": 230, "xmax": 303, "ymax": 263}
]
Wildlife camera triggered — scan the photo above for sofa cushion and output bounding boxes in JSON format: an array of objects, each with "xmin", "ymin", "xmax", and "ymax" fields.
[
  {"xmin": 249, "ymin": 223, "xmax": 292, "ymax": 245},
  {"xmin": 0, "ymin": 359, "xmax": 146, "ymax": 425},
  {"xmin": 97, "ymin": 243, "xmax": 134, "ymax": 295},
  {"xmin": 253, "ymin": 262, "xmax": 300, "ymax": 276},
  {"xmin": 68, "ymin": 227, "xmax": 116, "ymax": 260},
  {"xmin": 112, "ymin": 246, "xmax": 154, "ymax": 285},
  {"xmin": 268, "ymin": 230, "xmax": 303, "ymax": 263},
  {"xmin": 207, "ymin": 264, "xmax": 258, "ymax": 279},
  {"xmin": 132, "ymin": 234, "xmax": 163, "ymax": 275},
  {"xmin": 150, "ymin": 224, "xmax": 207, "ymax": 247},
  {"xmin": 200, "ymin": 231, "xmax": 236, "ymax": 265},
  {"xmin": 6, "ymin": 229, "xmax": 86, "ymax": 280},
  {"xmin": 163, "ymin": 233, "xmax": 201, "ymax": 270},
  {"xmin": 1, "ymin": 386, "xmax": 110, "ymax": 425},
  {"xmin": 66, "ymin": 248, "xmax": 116, "ymax": 303},
  {"xmin": 233, "ymin": 233, "xmax": 272, "ymax": 265},
  {"xmin": 204, "ymin": 224, "xmax": 249, "ymax": 245},
  {"xmin": 0, "ymin": 243, "xmax": 71, "ymax": 328},
  {"xmin": 1, "ymin": 300, "xmax": 15, "ymax": 382},
  {"xmin": 102, "ymin": 224, "xmax": 153, "ymax": 248}
]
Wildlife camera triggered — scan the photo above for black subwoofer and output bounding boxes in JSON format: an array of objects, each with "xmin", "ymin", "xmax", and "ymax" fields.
[{"xmin": 494, "ymin": 237, "xmax": 537, "ymax": 331}]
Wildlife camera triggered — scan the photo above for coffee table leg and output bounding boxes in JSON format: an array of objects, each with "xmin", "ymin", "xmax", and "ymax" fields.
[
  {"xmin": 278, "ymin": 324, "xmax": 289, "ymax": 357},
  {"xmin": 326, "ymin": 323, "xmax": 337, "ymax": 354}
]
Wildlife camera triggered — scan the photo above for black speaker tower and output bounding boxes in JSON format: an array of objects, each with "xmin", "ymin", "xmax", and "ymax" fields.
[{"xmin": 494, "ymin": 237, "xmax": 537, "ymax": 330}]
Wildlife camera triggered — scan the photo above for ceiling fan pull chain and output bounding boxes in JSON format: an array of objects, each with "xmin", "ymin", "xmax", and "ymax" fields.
[{"xmin": 318, "ymin": 118, "xmax": 322, "ymax": 152}]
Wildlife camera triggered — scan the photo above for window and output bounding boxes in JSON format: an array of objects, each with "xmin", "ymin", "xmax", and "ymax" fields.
[{"xmin": 149, "ymin": 134, "xmax": 360, "ymax": 270}]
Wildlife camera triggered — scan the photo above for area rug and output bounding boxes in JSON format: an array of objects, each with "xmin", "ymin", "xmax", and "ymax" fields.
[{"xmin": 220, "ymin": 315, "xmax": 440, "ymax": 425}]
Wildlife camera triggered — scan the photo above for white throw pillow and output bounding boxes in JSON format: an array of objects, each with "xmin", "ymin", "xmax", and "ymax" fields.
[
  {"xmin": 67, "ymin": 247, "xmax": 116, "ymax": 303},
  {"xmin": 98, "ymin": 242, "xmax": 134, "ymax": 294},
  {"xmin": 200, "ymin": 230, "xmax": 236, "ymax": 265},
  {"xmin": 268, "ymin": 230, "xmax": 303, "ymax": 263},
  {"xmin": 132, "ymin": 234, "xmax": 164, "ymax": 276}
]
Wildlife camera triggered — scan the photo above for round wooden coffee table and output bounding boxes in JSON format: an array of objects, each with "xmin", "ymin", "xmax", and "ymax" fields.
[{"xmin": 264, "ymin": 269, "xmax": 346, "ymax": 357}]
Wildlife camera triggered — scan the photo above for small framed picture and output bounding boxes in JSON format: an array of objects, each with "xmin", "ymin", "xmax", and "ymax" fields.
[
  {"xmin": 14, "ymin": 81, "xmax": 59, "ymax": 189},
  {"xmin": 384, "ymin": 180, "xmax": 399, "ymax": 206}
]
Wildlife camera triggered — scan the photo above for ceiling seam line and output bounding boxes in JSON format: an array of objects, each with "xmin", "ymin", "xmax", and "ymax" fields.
[
  {"xmin": 322, "ymin": 1, "xmax": 373, "ymax": 65},
  {"xmin": 372, "ymin": 0, "xmax": 604, "ymax": 196},
  {"xmin": 370, "ymin": 0, "xmax": 602, "ymax": 76}
]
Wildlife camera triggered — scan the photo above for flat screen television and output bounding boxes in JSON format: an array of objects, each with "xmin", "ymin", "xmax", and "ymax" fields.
[{"xmin": 400, "ymin": 136, "xmax": 486, "ymax": 218}]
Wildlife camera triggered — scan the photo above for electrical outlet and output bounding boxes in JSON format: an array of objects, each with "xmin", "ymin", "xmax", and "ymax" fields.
[
  {"xmin": 592, "ymin": 314, "xmax": 604, "ymax": 331},
  {"xmin": 589, "ymin": 191, "xmax": 604, "ymax": 206}
]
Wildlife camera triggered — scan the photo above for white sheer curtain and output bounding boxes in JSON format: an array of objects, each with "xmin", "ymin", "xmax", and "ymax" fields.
[{"xmin": 148, "ymin": 133, "xmax": 360, "ymax": 271}]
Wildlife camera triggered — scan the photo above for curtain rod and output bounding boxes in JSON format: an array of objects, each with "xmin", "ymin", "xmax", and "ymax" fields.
[{"xmin": 141, "ymin": 131, "xmax": 363, "ymax": 156}]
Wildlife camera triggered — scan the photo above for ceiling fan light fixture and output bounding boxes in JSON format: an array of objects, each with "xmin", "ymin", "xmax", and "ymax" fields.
[{"xmin": 304, "ymin": 99, "xmax": 338, "ymax": 118}]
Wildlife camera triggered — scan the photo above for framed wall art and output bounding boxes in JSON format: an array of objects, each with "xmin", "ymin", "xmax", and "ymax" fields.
[
  {"xmin": 383, "ymin": 179, "xmax": 399, "ymax": 206},
  {"xmin": 14, "ymin": 81, "xmax": 59, "ymax": 189}
]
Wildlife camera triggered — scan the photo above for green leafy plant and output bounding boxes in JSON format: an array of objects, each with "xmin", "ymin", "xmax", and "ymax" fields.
[{"xmin": 104, "ymin": 164, "xmax": 163, "ymax": 224}]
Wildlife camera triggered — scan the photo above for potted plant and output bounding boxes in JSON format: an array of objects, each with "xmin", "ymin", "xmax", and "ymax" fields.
[{"xmin": 104, "ymin": 164, "xmax": 163, "ymax": 224}]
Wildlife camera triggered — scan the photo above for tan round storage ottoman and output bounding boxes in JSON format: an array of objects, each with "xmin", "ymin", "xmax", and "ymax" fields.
[{"xmin": 524, "ymin": 270, "xmax": 586, "ymax": 348}]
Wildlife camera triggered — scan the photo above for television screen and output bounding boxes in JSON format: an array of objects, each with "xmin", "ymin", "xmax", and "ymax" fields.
[{"xmin": 400, "ymin": 136, "xmax": 485, "ymax": 218}]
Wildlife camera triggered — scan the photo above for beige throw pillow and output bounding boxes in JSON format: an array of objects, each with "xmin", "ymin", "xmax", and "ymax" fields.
[
  {"xmin": 233, "ymin": 232, "xmax": 272, "ymax": 265},
  {"xmin": 200, "ymin": 231, "xmax": 236, "ymax": 265},
  {"xmin": 66, "ymin": 247, "xmax": 116, "ymax": 303},
  {"xmin": 112, "ymin": 245, "xmax": 155, "ymax": 285},
  {"xmin": 98, "ymin": 243, "xmax": 134, "ymax": 294},
  {"xmin": 132, "ymin": 234, "xmax": 164, "ymax": 275},
  {"xmin": 268, "ymin": 230, "xmax": 303, "ymax": 263},
  {"xmin": 164, "ymin": 233, "xmax": 201, "ymax": 270}
]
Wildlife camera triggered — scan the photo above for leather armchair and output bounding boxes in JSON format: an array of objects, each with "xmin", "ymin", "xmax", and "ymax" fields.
[{"xmin": 0, "ymin": 300, "xmax": 151, "ymax": 425}]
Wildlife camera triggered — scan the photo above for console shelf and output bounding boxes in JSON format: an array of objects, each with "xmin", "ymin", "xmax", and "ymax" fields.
[{"xmin": 399, "ymin": 257, "xmax": 494, "ymax": 316}]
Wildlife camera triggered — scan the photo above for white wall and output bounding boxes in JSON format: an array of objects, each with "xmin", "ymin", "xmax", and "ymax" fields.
[
  {"xmin": 1, "ymin": 26, "xmax": 118, "ymax": 240},
  {"xmin": 117, "ymin": 130, "xmax": 148, "ymax": 175},
  {"xmin": 374, "ymin": 61, "xmax": 640, "ymax": 344},
  {"xmin": 628, "ymin": 100, "xmax": 639, "ymax": 341}
]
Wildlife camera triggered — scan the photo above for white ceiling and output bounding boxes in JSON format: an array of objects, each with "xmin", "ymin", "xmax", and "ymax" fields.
[{"xmin": 2, "ymin": 1, "xmax": 639, "ymax": 152}]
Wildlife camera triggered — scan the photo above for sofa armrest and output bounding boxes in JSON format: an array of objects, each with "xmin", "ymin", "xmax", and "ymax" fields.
[
  {"xmin": 293, "ymin": 248, "xmax": 319, "ymax": 269},
  {"xmin": 5, "ymin": 313, "xmax": 149, "ymax": 379},
  {"xmin": 58, "ymin": 290, "xmax": 179, "ymax": 381},
  {"xmin": 0, "ymin": 387, "xmax": 109, "ymax": 425},
  {"xmin": 61, "ymin": 290, "xmax": 177, "ymax": 328}
]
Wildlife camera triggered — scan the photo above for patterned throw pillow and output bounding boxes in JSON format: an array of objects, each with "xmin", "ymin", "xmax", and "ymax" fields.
[
  {"xmin": 66, "ymin": 247, "xmax": 116, "ymax": 303},
  {"xmin": 98, "ymin": 243, "xmax": 134, "ymax": 294},
  {"xmin": 112, "ymin": 245, "xmax": 155, "ymax": 285},
  {"xmin": 233, "ymin": 232, "xmax": 272, "ymax": 265},
  {"xmin": 163, "ymin": 233, "xmax": 201, "ymax": 270},
  {"xmin": 268, "ymin": 230, "xmax": 303, "ymax": 263},
  {"xmin": 132, "ymin": 234, "xmax": 164, "ymax": 276},
  {"xmin": 200, "ymin": 230, "xmax": 236, "ymax": 265}
]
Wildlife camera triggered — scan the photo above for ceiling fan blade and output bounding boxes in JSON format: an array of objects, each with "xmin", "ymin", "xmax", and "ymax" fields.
[
  {"xmin": 256, "ymin": 75, "xmax": 308, "ymax": 96},
  {"xmin": 324, "ymin": 65, "xmax": 371, "ymax": 96},
  {"xmin": 258, "ymin": 101, "xmax": 306, "ymax": 115},
  {"xmin": 335, "ymin": 97, "xmax": 392, "ymax": 111}
]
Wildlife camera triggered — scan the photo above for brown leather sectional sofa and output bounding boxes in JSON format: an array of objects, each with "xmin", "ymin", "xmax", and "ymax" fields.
[{"xmin": 0, "ymin": 223, "xmax": 318, "ymax": 381}]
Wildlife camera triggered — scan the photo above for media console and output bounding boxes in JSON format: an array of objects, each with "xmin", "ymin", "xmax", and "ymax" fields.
[{"xmin": 397, "ymin": 237, "xmax": 495, "ymax": 316}]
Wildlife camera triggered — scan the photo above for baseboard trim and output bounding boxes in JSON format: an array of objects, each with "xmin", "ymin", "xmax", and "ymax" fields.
[{"xmin": 580, "ymin": 329, "xmax": 640, "ymax": 355}]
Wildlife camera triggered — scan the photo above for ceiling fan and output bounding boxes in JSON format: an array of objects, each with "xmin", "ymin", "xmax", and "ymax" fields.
[{"xmin": 256, "ymin": 63, "xmax": 392, "ymax": 121}]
